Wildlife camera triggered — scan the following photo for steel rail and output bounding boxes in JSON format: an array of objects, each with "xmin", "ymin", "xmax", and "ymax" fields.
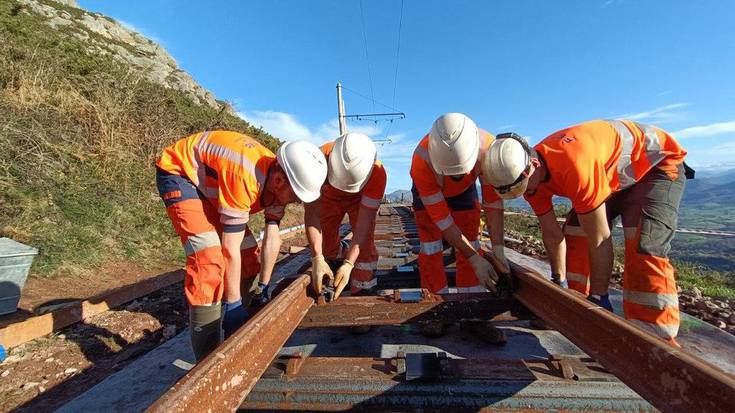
[
  {"xmin": 511, "ymin": 261, "xmax": 735, "ymax": 413},
  {"xmin": 300, "ymin": 293, "xmax": 529, "ymax": 328},
  {"xmin": 145, "ymin": 275, "xmax": 314, "ymax": 413}
]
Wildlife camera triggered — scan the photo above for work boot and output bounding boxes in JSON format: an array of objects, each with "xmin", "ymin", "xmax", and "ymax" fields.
[
  {"xmin": 190, "ymin": 305, "xmax": 222, "ymax": 361},
  {"xmin": 460, "ymin": 320, "xmax": 507, "ymax": 345},
  {"xmin": 420, "ymin": 320, "xmax": 450, "ymax": 338}
]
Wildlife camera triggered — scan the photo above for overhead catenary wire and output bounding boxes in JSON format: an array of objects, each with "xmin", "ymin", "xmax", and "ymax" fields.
[
  {"xmin": 358, "ymin": 0, "xmax": 376, "ymax": 112},
  {"xmin": 391, "ymin": 0, "xmax": 404, "ymax": 109}
]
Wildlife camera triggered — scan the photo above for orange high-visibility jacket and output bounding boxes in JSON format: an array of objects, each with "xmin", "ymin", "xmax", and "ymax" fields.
[
  {"xmin": 410, "ymin": 129, "xmax": 498, "ymax": 230},
  {"xmin": 156, "ymin": 131, "xmax": 283, "ymax": 226},
  {"xmin": 320, "ymin": 142, "xmax": 387, "ymax": 209},
  {"xmin": 525, "ymin": 120, "xmax": 687, "ymax": 216}
]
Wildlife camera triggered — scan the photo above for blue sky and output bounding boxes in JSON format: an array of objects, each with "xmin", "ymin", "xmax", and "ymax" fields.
[{"xmin": 79, "ymin": 0, "xmax": 735, "ymax": 192}]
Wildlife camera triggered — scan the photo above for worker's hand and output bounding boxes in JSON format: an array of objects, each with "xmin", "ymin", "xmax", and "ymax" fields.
[
  {"xmin": 469, "ymin": 253, "xmax": 498, "ymax": 292},
  {"xmin": 310, "ymin": 255, "xmax": 334, "ymax": 294},
  {"xmin": 491, "ymin": 245, "xmax": 511, "ymax": 275},
  {"xmin": 333, "ymin": 260, "xmax": 354, "ymax": 301}
]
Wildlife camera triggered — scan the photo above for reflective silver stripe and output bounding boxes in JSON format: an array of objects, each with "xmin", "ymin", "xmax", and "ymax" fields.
[
  {"xmin": 420, "ymin": 240, "xmax": 444, "ymax": 255},
  {"xmin": 482, "ymin": 200, "xmax": 503, "ymax": 209},
  {"xmin": 566, "ymin": 271, "xmax": 589, "ymax": 284},
  {"xmin": 608, "ymin": 120, "xmax": 636, "ymax": 189},
  {"xmin": 351, "ymin": 277, "xmax": 377, "ymax": 290},
  {"xmin": 637, "ymin": 122, "xmax": 666, "ymax": 167},
  {"xmin": 623, "ymin": 227, "xmax": 637, "ymax": 240},
  {"xmin": 414, "ymin": 145, "xmax": 430, "ymax": 161},
  {"xmin": 435, "ymin": 215, "xmax": 454, "ymax": 231},
  {"xmin": 354, "ymin": 261, "xmax": 378, "ymax": 271},
  {"xmin": 457, "ymin": 285, "xmax": 488, "ymax": 293},
  {"xmin": 360, "ymin": 196, "xmax": 381, "ymax": 209},
  {"xmin": 628, "ymin": 319, "xmax": 679, "ymax": 339},
  {"xmin": 219, "ymin": 213, "xmax": 249, "ymax": 226},
  {"xmin": 184, "ymin": 231, "xmax": 220, "ymax": 256},
  {"xmin": 470, "ymin": 240, "xmax": 481, "ymax": 250},
  {"xmin": 218, "ymin": 207, "xmax": 248, "ymax": 218},
  {"xmin": 198, "ymin": 141, "xmax": 265, "ymax": 185},
  {"xmin": 241, "ymin": 233, "xmax": 258, "ymax": 249},
  {"xmin": 564, "ymin": 225, "xmax": 586, "ymax": 237},
  {"xmin": 420, "ymin": 191, "xmax": 444, "ymax": 206},
  {"xmin": 623, "ymin": 290, "xmax": 679, "ymax": 309}
]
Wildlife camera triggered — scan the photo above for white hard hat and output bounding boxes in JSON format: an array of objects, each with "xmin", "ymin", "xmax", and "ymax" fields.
[
  {"xmin": 428, "ymin": 113, "xmax": 480, "ymax": 175},
  {"xmin": 276, "ymin": 140, "xmax": 328, "ymax": 203},
  {"xmin": 482, "ymin": 134, "xmax": 533, "ymax": 200},
  {"xmin": 328, "ymin": 132, "xmax": 377, "ymax": 193}
]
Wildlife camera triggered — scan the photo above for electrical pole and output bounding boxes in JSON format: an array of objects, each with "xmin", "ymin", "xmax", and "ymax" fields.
[
  {"xmin": 336, "ymin": 82, "xmax": 405, "ymax": 143},
  {"xmin": 337, "ymin": 82, "xmax": 347, "ymax": 135}
]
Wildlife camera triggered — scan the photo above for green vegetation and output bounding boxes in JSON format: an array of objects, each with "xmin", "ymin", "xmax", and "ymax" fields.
[
  {"xmin": 502, "ymin": 214, "xmax": 735, "ymax": 299},
  {"xmin": 0, "ymin": 1, "xmax": 280, "ymax": 277}
]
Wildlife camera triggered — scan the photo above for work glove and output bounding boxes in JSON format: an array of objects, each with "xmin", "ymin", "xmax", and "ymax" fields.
[
  {"xmin": 551, "ymin": 273, "xmax": 569, "ymax": 289},
  {"xmin": 588, "ymin": 294, "xmax": 613, "ymax": 311},
  {"xmin": 251, "ymin": 282, "xmax": 270, "ymax": 306},
  {"xmin": 469, "ymin": 253, "xmax": 499, "ymax": 292},
  {"xmin": 311, "ymin": 255, "xmax": 334, "ymax": 295},
  {"xmin": 491, "ymin": 245, "xmax": 511, "ymax": 275},
  {"xmin": 333, "ymin": 260, "xmax": 354, "ymax": 301},
  {"xmin": 222, "ymin": 299, "xmax": 250, "ymax": 339}
]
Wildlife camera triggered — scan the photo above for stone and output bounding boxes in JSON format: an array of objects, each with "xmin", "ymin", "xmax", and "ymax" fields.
[
  {"xmin": 716, "ymin": 321, "xmax": 727, "ymax": 329},
  {"xmin": 64, "ymin": 367, "xmax": 78, "ymax": 375},
  {"xmin": 162, "ymin": 324, "xmax": 176, "ymax": 340},
  {"xmin": 22, "ymin": 382, "xmax": 39, "ymax": 390},
  {"xmin": 1, "ymin": 370, "xmax": 10, "ymax": 378},
  {"xmin": 691, "ymin": 286, "xmax": 703, "ymax": 299},
  {"xmin": 44, "ymin": 357, "xmax": 54, "ymax": 363}
]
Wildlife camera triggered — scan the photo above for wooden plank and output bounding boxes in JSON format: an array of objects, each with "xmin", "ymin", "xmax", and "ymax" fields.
[{"xmin": 0, "ymin": 270, "xmax": 184, "ymax": 348}]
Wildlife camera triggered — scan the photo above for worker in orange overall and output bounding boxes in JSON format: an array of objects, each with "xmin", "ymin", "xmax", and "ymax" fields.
[
  {"xmin": 156, "ymin": 131, "xmax": 327, "ymax": 360},
  {"xmin": 410, "ymin": 113, "xmax": 506, "ymax": 294},
  {"xmin": 305, "ymin": 132, "xmax": 387, "ymax": 300},
  {"xmin": 483, "ymin": 120, "xmax": 691, "ymax": 346}
]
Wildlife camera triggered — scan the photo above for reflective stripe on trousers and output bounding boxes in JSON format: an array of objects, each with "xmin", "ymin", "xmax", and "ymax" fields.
[{"xmin": 415, "ymin": 208, "xmax": 481, "ymax": 293}]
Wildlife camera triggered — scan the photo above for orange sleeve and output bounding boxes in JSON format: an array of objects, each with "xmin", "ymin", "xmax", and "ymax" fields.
[
  {"xmin": 565, "ymin": 158, "xmax": 611, "ymax": 214},
  {"xmin": 479, "ymin": 178, "xmax": 503, "ymax": 210},
  {"xmin": 410, "ymin": 152, "xmax": 453, "ymax": 230},
  {"xmin": 524, "ymin": 184, "xmax": 554, "ymax": 216},
  {"xmin": 217, "ymin": 169, "xmax": 256, "ymax": 225},
  {"xmin": 360, "ymin": 163, "xmax": 387, "ymax": 210}
]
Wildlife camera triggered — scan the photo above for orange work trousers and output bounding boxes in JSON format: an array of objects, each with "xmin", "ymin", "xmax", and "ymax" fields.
[
  {"xmin": 157, "ymin": 170, "xmax": 260, "ymax": 307},
  {"xmin": 563, "ymin": 165, "xmax": 685, "ymax": 343},
  {"xmin": 320, "ymin": 192, "xmax": 378, "ymax": 294},
  {"xmin": 412, "ymin": 184, "xmax": 481, "ymax": 293}
]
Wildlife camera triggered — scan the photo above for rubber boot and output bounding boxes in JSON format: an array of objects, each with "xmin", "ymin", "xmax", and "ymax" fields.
[{"xmin": 190, "ymin": 305, "xmax": 222, "ymax": 362}]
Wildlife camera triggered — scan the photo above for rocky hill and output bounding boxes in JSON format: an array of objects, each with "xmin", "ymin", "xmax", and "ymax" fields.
[
  {"xmin": 0, "ymin": 0, "xmax": 279, "ymax": 277},
  {"xmin": 17, "ymin": 0, "xmax": 227, "ymax": 111}
]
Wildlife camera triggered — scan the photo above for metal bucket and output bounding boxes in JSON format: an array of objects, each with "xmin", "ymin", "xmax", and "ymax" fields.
[{"xmin": 0, "ymin": 238, "xmax": 38, "ymax": 315}]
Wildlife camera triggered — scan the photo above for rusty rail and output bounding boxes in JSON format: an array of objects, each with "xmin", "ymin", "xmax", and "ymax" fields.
[
  {"xmin": 145, "ymin": 275, "xmax": 314, "ymax": 413},
  {"xmin": 300, "ymin": 292, "xmax": 529, "ymax": 328},
  {"xmin": 511, "ymin": 261, "xmax": 735, "ymax": 413}
]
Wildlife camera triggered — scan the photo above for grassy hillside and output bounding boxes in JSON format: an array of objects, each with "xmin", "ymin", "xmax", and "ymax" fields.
[{"xmin": 0, "ymin": 0, "xmax": 281, "ymax": 277}]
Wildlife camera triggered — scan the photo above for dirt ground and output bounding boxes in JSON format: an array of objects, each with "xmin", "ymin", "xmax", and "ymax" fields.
[{"xmin": 0, "ymin": 234, "xmax": 309, "ymax": 413}]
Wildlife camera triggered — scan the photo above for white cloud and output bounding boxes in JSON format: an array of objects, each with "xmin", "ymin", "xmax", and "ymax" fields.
[
  {"xmin": 239, "ymin": 110, "xmax": 387, "ymax": 144},
  {"xmin": 239, "ymin": 110, "xmax": 316, "ymax": 142},
  {"xmin": 618, "ymin": 103, "xmax": 689, "ymax": 124},
  {"xmin": 671, "ymin": 120, "xmax": 735, "ymax": 140}
]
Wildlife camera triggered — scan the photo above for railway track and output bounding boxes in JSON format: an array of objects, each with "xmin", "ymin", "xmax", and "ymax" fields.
[{"xmin": 135, "ymin": 205, "xmax": 735, "ymax": 413}]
